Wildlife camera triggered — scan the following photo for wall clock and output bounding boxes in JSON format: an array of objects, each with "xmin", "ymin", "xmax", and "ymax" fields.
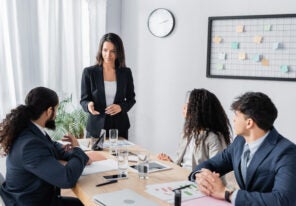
[{"xmin": 147, "ymin": 8, "xmax": 175, "ymax": 38}]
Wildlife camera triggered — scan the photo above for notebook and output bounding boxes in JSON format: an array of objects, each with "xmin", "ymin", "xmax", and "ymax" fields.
[
  {"xmin": 82, "ymin": 159, "xmax": 117, "ymax": 175},
  {"xmin": 93, "ymin": 189, "xmax": 158, "ymax": 206}
]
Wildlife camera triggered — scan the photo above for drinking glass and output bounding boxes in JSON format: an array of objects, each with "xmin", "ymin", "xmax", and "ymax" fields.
[
  {"xmin": 137, "ymin": 151, "xmax": 150, "ymax": 179},
  {"xmin": 109, "ymin": 129, "xmax": 118, "ymax": 155},
  {"xmin": 90, "ymin": 136, "xmax": 98, "ymax": 150},
  {"xmin": 90, "ymin": 129, "xmax": 106, "ymax": 151},
  {"xmin": 100, "ymin": 129, "xmax": 106, "ymax": 147},
  {"xmin": 117, "ymin": 147, "xmax": 129, "ymax": 176}
]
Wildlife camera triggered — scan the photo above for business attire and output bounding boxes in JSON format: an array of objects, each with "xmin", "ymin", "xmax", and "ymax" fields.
[
  {"xmin": 175, "ymin": 131, "xmax": 227, "ymax": 170},
  {"xmin": 189, "ymin": 128, "xmax": 296, "ymax": 206},
  {"xmin": 80, "ymin": 65, "xmax": 136, "ymax": 139},
  {"xmin": 0, "ymin": 122, "xmax": 89, "ymax": 206}
]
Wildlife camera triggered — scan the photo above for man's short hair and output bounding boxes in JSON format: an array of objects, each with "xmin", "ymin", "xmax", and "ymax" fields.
[{"xmin": 231, "ymin": 92, "xmax": 278, "ymax": 131}]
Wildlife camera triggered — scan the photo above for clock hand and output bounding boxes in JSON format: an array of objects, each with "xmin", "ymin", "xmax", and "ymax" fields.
[{"xmin": 159, "ymin": 19, "xmax": 169, "ymax": 24}]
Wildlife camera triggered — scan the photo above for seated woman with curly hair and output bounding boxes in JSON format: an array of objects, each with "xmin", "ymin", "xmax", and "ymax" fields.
[{"xmin": 158, "ymin": 88, "xmax": 232, "ymax": 170}]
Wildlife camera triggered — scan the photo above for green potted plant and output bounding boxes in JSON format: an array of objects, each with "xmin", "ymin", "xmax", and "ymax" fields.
[{"xmin": 48, "ymin": 95, "xmax": 88, "ymax": 140}]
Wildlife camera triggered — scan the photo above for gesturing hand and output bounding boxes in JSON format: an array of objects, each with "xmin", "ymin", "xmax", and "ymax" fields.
[
  {"xmin": 105, "ymin": 104, "xmax": 122, "ymax": 116},
  {"xmin": 88, "ymin": 101, "xmax": 100, "ymax": 115},
  {"xmin": 61, "ymin": 133, "xmax": 80, "ymax": 148},
  {"xmin": 157, "ymin": 153, "xmax": 173, "ymax": 162}
]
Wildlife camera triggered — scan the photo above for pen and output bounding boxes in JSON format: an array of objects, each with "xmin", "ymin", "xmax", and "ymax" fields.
[
  {"xmin": 96, "ymin": 180, "xmax": 118, "ymax": 187},
  {"xmin": 172, "ymin": 184, "xmax": 193, "ymax": 192}
]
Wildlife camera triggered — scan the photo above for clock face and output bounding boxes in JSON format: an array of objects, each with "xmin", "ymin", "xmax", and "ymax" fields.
[{"xmin": 148, "ymin": 8, "xmax": 175, "ymax": 38}]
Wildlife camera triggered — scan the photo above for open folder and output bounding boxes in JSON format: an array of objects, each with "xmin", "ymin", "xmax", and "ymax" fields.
[{"xmin": 93, "ymin": 189, "xmax": 158, "ymax": 206}]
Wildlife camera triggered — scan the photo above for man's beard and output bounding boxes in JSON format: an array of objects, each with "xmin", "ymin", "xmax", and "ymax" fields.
[
  {"xmin": 45, "ymin": 119, "xmax": 56, "ymax": 130},
  {"xmin": 45, "ymin": 110, "xmax": 56, "ymax": 130}
]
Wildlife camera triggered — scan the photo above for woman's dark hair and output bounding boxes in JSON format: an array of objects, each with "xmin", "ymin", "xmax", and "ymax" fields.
[
  {"xmin": 231, "ymin": 92, "xmax": 277, "ymax": 131},
  {"xmin": 184, "ymin": 88, "xmax": 231, "ymax": 146},
  {"xmin": 0, "ymin": 87, "xmax": 58, "ymax": 153},
  {"xmin": 96, "ymin": 33, "xmax": 126, "ymax": 68}
]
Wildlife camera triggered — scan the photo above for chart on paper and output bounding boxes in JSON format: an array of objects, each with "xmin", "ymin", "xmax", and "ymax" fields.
[{"xmin": 145, "ymin": 180, "xmax": 205, "ymax": 203}]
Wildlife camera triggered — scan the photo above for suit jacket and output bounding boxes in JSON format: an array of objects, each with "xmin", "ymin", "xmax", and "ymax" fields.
[
  {"xmin": 0, "ymin": 123, "xmax": 89, "ymax": 206},
  {"xmin": 189, "ymin": 128, "xmax": 296, "ymax": 206},
  {"xmin": 175, "ymin": 131, "xmax": 227, "ymax": 169},
  {"xmin": 80, "ymin": 65, "xmax": 136, "ymax": 137}
]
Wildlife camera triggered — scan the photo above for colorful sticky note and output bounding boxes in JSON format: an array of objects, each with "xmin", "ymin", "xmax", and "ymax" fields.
[
  {"xmin": 253, "ymin": 36, "xmax": 263, "ymax": 44},
  {"xmin": 236, "ymin": 25, "xmax": 244, "ymax": 33},
  {"xmin": 238, "ymin": 52, "xmax": 246, "ymax": 60},
  {"xmin": 218, "ymin": 52, "xmax": 226, "ymax": 60},
  {"xmin": 253, "ymin": 54, "xmax": 262, "ymax": 62},
  {"xmin": 264, "ymin": 24, "xmax": 272, "ymax": 31},
  {"xmin": 231, "ymin": 42, "xmax": 239, "ymax": 49},
  {"xmin": 280, "ymin": 65, "xmax": 289, "ymax": 73},
  {"xmin": 216, "ymin": 63, "xmax": 224, "ymax": 70},
  {"xmin": 213, "ymin": 36, "xmax": 222, "ymax": 44},
  {"xmin": 261, "ymin": 58, "xmax": 269, "ymax": 66},
  {"xmin": 273, "ymin": 42, "xmax": 282, "ymax": 50}
]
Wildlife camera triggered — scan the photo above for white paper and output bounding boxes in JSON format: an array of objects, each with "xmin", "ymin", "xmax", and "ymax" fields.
[
  {"xmin": 82, "ymin": 159, "xmax": 117, "ymax": 175},
  {"xmin": 93, "ymin": 189, "xmax": 158, "ymax": 206},
  {"xmin": 103, "ymin": 140, "xmax": 135, "ymax": 148}
]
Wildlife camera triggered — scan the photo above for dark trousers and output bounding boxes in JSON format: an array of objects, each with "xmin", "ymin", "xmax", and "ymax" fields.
[
  {"xmin": 104, "ymin": 116, "xmax": 128, "ymax": 139},
  {"xmin": 54, "ymin": 196, "xmax": 84, "ymax": 206}
]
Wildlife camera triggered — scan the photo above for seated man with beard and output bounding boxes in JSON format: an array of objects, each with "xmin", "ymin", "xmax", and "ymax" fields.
[{"xmin": 0, "ymin": 87, "xmax": 90, "ymax": 206}]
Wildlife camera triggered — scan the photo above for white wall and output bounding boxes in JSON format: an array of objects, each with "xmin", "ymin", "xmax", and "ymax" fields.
[{"xmin": 120, "ymin": 0, "xmax": 296, "ymax": 158}]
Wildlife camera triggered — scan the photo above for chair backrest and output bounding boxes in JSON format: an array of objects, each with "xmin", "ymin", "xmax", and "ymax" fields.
[
  {"xmin": 0, "ymin": 172, "xmax": 5, "ymax": 206},
  {"xmin": 0, "ymin": 196, "xmax": 5, "ymax": 206},
  {"xmin": 0, "ymin": 172, "xmax": 4, "ymax": 185},
  {"xmin": 0, "ymin": 156, "xmax": 6, "ymax": 206},
  {"xmin": 0, "ymin": 157, "xmax": 6, "ymax": 180}
]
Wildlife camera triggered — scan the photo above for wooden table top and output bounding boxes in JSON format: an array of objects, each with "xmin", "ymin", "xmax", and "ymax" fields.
[{"xmin": 72, "ymin": 145, "xmax": 191, "ymax": 206}]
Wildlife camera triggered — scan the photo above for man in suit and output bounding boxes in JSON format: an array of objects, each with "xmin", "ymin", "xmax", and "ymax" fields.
[
  {"xmin": 189, "ymin": 92, "xmax": 296, "ymax": 206},
  {"xmin": 0, "ymin": 87, "xmax": 89, "ymax": 206}
]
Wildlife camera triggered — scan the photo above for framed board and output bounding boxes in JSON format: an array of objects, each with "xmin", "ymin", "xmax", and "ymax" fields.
[{"xmin": 206, "ymin": 14, "xmax": 296, "ymax": 81}]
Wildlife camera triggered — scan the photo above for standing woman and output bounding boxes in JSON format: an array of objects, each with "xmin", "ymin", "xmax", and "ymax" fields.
[
  {"xmin": 80, "ymin": 33, "xmax": 136, "ymax": 139},
  {"xmin": 158, "ymin": 88, "xmax": 232, "ymax": 170}
]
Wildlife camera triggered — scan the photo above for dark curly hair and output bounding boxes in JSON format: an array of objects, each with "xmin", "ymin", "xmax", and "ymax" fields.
[
  {"xmin": 231, "ymin": 92, "xmax": 277, "ymax": 131},
  {"xmin": 184, "ymin": 88, "xmax": 231, "ymax": 146},
  {"xmin": 0, "ymin": 87, "xmax": 58, "ymax": 153}
]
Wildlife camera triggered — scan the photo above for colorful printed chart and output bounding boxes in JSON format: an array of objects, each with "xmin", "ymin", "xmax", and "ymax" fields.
[{"xmin": 145, "ymin": 180, "xmax": 205, "ymax": 203}]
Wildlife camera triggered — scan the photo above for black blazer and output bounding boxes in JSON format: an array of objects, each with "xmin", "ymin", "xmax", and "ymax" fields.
[{"xmin": 80, "ymin": 65, "xmax": 136, "ymax": 137}]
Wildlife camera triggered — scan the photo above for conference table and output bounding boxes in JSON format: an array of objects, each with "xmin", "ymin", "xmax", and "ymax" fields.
[{"xmin": 72, "ymin": 141, "xmax": 232, "ymax": 206}]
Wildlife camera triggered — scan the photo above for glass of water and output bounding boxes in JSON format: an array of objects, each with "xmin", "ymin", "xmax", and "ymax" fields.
[
  {"xmin": 117, "ymin": 147, "xmax": 129, "ymax": 176},
  {"xmin": 109, "ymin": 129, "xmax": 118, "ymax": 155},
  {"xmin": 137, "ymin": 150, "xmax": 150, "ymax": 179}
]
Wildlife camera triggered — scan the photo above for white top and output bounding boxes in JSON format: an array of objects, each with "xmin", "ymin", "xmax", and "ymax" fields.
[
  {"xmin": 181, "ymin": 137, "xmax": 195, "ymax": 170},
  {"xmin": 104, "ymin": 81, "xmax": 117, "ymax": 106}
]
